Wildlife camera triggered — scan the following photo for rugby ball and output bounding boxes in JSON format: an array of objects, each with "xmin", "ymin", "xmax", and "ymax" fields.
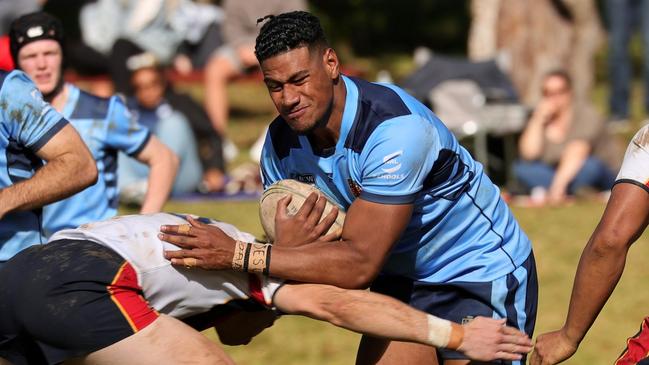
[{"xmin": 259, "ymin": 179, "xmax": 346, "ymax": 242}]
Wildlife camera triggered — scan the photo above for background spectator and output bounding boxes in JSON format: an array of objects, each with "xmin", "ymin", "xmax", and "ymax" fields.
[
  {"xmin": 203, "ymin": 0, "xmax": 307, "ymax": 160},
  {"xmin": 120, "ymin": 58, "xmax": 203, "ymax": 198},
  {"xmin": 606, "ymin": 0, "xmax": 649, "ymax": 129},
  {"xmin": 515, "ymin": 70, "xmax": 616, "ymax": 204}
]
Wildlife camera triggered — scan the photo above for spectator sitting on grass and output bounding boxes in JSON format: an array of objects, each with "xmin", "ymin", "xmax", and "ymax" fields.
[{"xmin": 515, "ymin": 69, "xmax": 616, "ymax": 205}]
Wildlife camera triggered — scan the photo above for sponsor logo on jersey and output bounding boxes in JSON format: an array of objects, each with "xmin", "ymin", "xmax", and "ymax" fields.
[
  {"xmin": 290, "ymin": 173, "xmax": 316, "ymax": 184},
  {"xmin": 382, "ymin": 150, "xmax": 403, "ymax": 173},
  {"xmin": 347, "ymin": 178, "xmax": 362, "ymax": 197}
]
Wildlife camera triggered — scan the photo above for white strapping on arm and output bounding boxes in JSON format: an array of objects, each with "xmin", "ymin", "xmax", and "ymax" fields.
[{"xmin": 425, "ymin": 314, "xmax": 452, "ymax": 348}]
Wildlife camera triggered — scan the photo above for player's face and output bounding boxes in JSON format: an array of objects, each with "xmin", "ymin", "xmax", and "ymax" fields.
[
  {"xmin": 17, "ymin": 39, "xmax": 63, "ymax": 95},
  {"xmin": 131, "ymin": 68, "xmax": 165, "ymax": 109},
  {"xmin": 261, "ymin": 45, "xmax": 338, "ymax": 134}
]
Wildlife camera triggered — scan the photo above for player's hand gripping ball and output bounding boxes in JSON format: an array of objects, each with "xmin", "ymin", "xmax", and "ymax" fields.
[{"xmin": 259, "ymin": 179, "xmax": 346, "ymax": 242}]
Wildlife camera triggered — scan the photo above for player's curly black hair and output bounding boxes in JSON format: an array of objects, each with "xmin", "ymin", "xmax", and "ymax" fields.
[{"xmin": 254, "ymin": 11, "xmax": 328, "ymax": 62}]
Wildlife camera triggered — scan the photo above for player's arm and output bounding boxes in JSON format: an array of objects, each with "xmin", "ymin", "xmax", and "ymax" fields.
[
  {"xmin": 160, "ymin": 198, "xmax": 412, "ymax": 289},
  {"xmin": 273, "ymin": 283, "xmax": 532, "ymax": 362},
  {"xmin": 161, "ymin": 116, "xmax": 435, "ymax": 288},
  {"xmin": 531, "ymin": 182, "xmax": 649, "ymax": 365},
  {"xmin": 0, "ymin": 124, "xmax": 98, "ymax": 219},
  {"xmin": 133, "ymin": 135, "xmax": 179, "ymax": 213}
]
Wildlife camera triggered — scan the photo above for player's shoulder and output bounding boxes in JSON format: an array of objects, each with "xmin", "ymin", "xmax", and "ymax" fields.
[
  {"xmin": 267, "ymin": 115, "xmax": 300, "ymax": 160},
  {"xmin": 629, "ymin": 124, "xmax": 649, "ymax": 151},
  {"xmin": 68, "ymin": 87, "xmax": 115, "ymax": 120},
  {"xmin": 344, "ymin": 77, "xmax": 426, "ymax": 153},
  {"xmin": 0, "ymin": 69, "xmax": 37, "ymax": 95}
]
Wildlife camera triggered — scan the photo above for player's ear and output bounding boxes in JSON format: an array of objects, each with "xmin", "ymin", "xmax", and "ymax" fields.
[{"xmin": 322, "ymin": 47, "xmax": 339, "ymax": 81}]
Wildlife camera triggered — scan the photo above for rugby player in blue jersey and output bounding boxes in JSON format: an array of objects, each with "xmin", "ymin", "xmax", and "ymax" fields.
[
  {"xmin": 161, "ymin": 11, "xmax": 538, "ymax": 365},
  {"xmin": 9, "ymin": 12, "xmax": 178, "ymax": 237},
  {"xmin": 0, "ymin": 68, "xmax": 97, "ymax": 263}
]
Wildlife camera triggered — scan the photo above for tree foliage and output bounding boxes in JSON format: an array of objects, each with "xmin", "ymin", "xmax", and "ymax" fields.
[{"xmin": 310, "ymin": 0, "xmax": 471, "ymax": 56}]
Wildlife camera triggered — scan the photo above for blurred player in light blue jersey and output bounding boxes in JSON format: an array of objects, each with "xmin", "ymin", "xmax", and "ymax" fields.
[
  {"xmin": 0, "ymin": 68, "xmax": 97, "ymax": 262},
  {"xmin": 9, "ymin": 12, "xmax": 178, "ymax": 237},
  {"xmin": 159, "ymin": 11, "xmax": 538, "ymax": 365}
]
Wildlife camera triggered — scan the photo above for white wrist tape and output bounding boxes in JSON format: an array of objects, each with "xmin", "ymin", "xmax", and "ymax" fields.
[{"xmin": 426, "ymin": 314, "xmax": 452, "ymax": 348}]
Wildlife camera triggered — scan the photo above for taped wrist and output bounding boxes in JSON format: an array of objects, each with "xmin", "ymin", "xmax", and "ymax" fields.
[
  {"xmin": 425, "ymin": 315, "xmax": 463, "ymax": 349},
  {"xmin": 231, "ymin": 241, "xmax": 272, "ymax": 275}
]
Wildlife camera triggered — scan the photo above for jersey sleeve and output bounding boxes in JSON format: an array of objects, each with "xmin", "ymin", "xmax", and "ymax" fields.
[
  {"xmin": 104, "ymin": 96, "xmax": 151, "ymax": 156},
  {"xmin": 1, "ymin": 70, "xmax": 68, "ymax": 151},
  {"xmin": 358, "ymin": 115, "xmax": 440, "ymax": 204},
  {"xmin": 615, "ymin": 125, "xmax": 649, "ymax": 193}
]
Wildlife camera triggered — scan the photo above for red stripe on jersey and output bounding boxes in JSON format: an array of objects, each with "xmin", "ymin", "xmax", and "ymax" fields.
[
  {"xmin": 615, "ymin": 317, "xmax": 649, "ymax": 365},
  {"xmin": 107, "ymin": 262, "xmax": 159, "ymax": 332},
  {"xmin": 248, "ymin": 274, "xmax": 268, "ymax": 306}
]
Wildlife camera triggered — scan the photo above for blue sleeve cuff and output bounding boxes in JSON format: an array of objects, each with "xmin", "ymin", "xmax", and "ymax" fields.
[
  {"xmin": 359, "ymin": 190, "xmax": 417, "ymax": 204},
  {"xmin": 31, "ymin": 118, "xmax": 68, "ymax": 152},
  {"xmin": 128, "ymin": 131, "xmax": 152, "ymax": 157}
]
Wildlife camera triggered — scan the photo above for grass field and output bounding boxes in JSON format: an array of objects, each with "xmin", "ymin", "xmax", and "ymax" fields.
[{"xmin": 140, "ymin": 78, "xmax": 649, "ymax": 364}]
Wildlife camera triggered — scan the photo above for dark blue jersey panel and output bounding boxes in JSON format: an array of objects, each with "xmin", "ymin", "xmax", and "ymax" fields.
[
  {"xmin": 268, "ymin": 116, "xmax": 301, "ymax": 160},
  {"xmin": 344, "ymin": 77, "xmax": 410, "ymax": 153},
  {"xmin": 70, "ymin": 91, "xmax": 111, "ymax": 120}
]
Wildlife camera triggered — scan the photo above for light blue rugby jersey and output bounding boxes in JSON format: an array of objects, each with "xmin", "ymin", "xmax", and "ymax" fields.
[
  {"xmin": 260, "ymin": 75, "xmax": 531, "ymax": 283},
  {"xmin": 42, "ymin": 84, "xmax": 150, "ymax": 237},
  {"xmin": 0, "ymin": 70, "xmax": 68, "ymax": 260}
]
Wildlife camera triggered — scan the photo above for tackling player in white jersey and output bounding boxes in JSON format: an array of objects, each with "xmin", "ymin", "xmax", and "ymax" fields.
[{"xmin": 0, "ymin": 213, "xmax": 531, "ymax": 365}]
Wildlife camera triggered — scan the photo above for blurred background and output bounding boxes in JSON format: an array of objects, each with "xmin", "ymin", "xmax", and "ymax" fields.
[{"xmin": 4, "ymin": 0, "xmax": 649, "ymax": 363}]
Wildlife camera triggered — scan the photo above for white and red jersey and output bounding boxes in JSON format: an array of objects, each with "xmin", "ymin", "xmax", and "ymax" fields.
[
  {"xmin": 616, "ymin": 125, "xmax": 649, "ymax": 192},
  {"xmin": 49, "ymin": 213, "xmax": 282, "ymax": 319}
]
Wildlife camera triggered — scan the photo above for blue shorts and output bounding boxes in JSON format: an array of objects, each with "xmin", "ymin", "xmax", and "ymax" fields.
[{"xmin": 370, "ymin": 253, "xmax": 538, "ymax": 364}]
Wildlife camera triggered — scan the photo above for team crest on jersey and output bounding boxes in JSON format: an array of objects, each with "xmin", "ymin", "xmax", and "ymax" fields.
[
  {"xmin": 347, "ymin": 179, "xmax": 362, "ymax": 197},
  {"xmin": 290, "ymin": 173, "xmax": 316, "ymax": 184}
]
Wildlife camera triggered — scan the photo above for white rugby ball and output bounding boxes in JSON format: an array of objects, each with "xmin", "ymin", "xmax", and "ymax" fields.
[{"xmin": 259, "ymin": 179, "xmax": 346, "ymax": 242}]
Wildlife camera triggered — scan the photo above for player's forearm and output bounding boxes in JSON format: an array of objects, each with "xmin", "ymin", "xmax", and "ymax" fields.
[
  {"xmin": 562, "ymin": 236, "xmax": 629, "ymax": 345},
  {"xmin": 0, "ymin": 152, "xmax": 97, "ymax": 217},
  {"xmin": 139, "ymin": 145, "xmax": 179, "ymax": 214},
  {"xmin": 275, "ymin": 284, "xmax": 462, "ymax": 349},
  {"xmin": 269, "ymin": 241, "xmax": 380, "ymax": 289}
]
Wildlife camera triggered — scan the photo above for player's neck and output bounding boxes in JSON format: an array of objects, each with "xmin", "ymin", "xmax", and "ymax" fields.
[
  {"xmin": 47, "ymin": 83, "xmax": 69, "ymax": 112},
  {"xmin": 307, "ymin": 78, "xmax": 347, "ymax": 152}
]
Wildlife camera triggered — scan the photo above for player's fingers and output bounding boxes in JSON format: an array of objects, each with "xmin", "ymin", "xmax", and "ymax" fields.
[
  {"xmin": 318, "ymin": 229, "xmax": 341, "ymax": 242},
  {"xmin": 501, "ymin": 332, "xmax": 532, "ymax": 346},
  {"xmin": 315, "ymin": 207, "xmax": 338, "ymax": 235},
  {"xmin": 501, "ymin": 342, "xmax": 533, "ymax": 354},
  {"xmin": 164, "ymin": 249, "xmax": 193, "ymax": 260},
  {"xmin": 276, "ymin": 195, "xmax": 293, "ymax": 220},
  {"xmin": 187, "ymin": 216, "xmax": 207, "ymax": 228},
  {"xmin": 297, "ymin": 192, "xmax": 318, "ymax": 218},
  {"xmin": 160, "ymin": 224, "xmax": 185, "ymax": 234},
  {"xmin": 158, "ymin": 232, "xmax": 200, "ymax": 248},
  {"xmin": 493, "ymin": 351, "xmax": 523, "ymax": 361},
  {"xmin": 307, "ymin": 194, "xmax": 327, "ymax": 226}
]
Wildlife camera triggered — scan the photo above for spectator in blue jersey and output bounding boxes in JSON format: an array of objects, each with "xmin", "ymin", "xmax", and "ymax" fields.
[
  {"xmin": 118, "ymin": 58, "xmax": 204, "ymax": 196},
  {"xmin": 9, "ymin": 12, "xmax": 179, "ymax": 237},
  {"xmin": 159, "ymin": 11, "xmax": 538, "ymax": 365},
  {"xmin": 0, "ymin": 68, "xmax": 97, "ymax": 263}
]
